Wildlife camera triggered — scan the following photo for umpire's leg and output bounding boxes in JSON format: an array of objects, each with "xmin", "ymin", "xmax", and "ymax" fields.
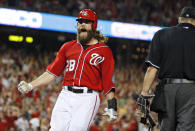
[
  {"xmin": 175, "ymin": 84, "xmax": 195, "ymax": 131},
  {"xmin": 160, "ymin": 84, "xmax": 178, "ymax": 131}
]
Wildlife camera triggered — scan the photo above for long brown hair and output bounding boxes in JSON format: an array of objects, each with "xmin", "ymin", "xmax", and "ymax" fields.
[{"xmin": 94, "ymin": 30, "xmax": 108, "ymax": 43}]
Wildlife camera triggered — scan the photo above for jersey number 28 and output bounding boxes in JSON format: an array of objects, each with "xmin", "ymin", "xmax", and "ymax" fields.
[{"xmin": 65, "ymin": 59, "xmax": 76, "ymax": 72}]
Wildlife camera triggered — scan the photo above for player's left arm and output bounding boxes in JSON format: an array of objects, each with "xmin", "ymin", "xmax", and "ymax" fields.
[
  {"xmin": 101, "ymin": 48, "xmax": 117, "ymax": 121},
  {"xmin": 104, "ymin": 90, "xmax": 117, "ymax": 121},
  {"xmin": 106, "ymin": 89, "xmax": 117, "ymax": 111}
]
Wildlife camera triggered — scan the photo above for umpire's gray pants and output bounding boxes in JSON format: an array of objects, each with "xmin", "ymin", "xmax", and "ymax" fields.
[{"xmin": 160, "ymin": 83, "xmax": 195, "ymax": 131}]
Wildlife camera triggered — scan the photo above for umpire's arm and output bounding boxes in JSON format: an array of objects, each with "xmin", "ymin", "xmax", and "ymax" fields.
[
  {"xmin": 141, "ymin": 66, "xmax": 158, "ymax": 96},
  {"xmin": 141, "ymin": 29, "xmax": 162, "ymax": 96}
]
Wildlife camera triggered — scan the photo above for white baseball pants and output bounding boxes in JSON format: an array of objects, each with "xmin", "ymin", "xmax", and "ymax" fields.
[{"xmin": 49, "ymin": 87, "xmax": 100, "ymax": 131}]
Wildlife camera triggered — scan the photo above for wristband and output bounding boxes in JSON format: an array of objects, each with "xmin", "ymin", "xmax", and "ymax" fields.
[{"xmin": 107, "ymin": 98, "xmax": 117, "ymax": 111}]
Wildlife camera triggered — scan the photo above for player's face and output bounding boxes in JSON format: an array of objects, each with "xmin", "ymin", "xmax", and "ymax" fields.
[{"xmin": 77, "ymin": 19, "xmax": 94, "ymax": 44}]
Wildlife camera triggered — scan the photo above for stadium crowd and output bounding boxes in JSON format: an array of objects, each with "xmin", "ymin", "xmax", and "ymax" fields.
[
  {"xmin": 0, "ymin": 0, "xmax": 194, "ymax": 26},
  {"xmin": 0, "ymin": 42, "xmax": 159, "ymax": 131}
]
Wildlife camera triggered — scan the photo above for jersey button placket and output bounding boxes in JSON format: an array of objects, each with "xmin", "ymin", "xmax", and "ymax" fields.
[{"xmin": 74, "ymin": 54, "xmax": 84, "ymax": 85}]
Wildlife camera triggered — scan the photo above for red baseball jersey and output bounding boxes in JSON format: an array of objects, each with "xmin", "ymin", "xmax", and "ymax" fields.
[{"xmin": 47, "ymin": 40, "xmax": 115, "ymax": 94}]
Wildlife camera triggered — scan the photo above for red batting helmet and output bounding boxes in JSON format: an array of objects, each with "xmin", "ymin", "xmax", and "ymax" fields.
[{"xmin": 76, "ymin": 9, "xmax": 97, "ymax": 30}]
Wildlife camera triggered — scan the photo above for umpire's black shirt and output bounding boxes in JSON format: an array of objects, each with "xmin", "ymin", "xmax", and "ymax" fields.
[{"xmin": 146, "ymin": 23, "xmax": 195, "ymax": 80}]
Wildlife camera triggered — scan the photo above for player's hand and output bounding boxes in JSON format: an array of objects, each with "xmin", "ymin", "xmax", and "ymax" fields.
[
  {"xmin": 103, "ymin": 108, "xmax": 117, "ymax": 121},
  {"xmin": 18, "ymin": 81, "xmax": 33, "ymax": 94}
]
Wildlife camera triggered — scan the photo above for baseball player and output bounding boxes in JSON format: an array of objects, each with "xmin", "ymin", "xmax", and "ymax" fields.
[{"xmin": 18, "ymin": 9, "xmax": 117, "ymax": 131}]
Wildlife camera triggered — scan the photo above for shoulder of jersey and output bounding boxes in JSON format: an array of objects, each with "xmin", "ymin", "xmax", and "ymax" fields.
[
  {"xmin": 159, "ymin": 25, "xmax": 177, "ymax": 33},
  {"xmin": 60, "ymin": 40, "xmax": 77, "ymax": 48},
  {"xmin": 99, "ymin": 42, "xmax": 113, "ymax": 54},
  {"xmin": 155, "ymin": 26, "xmax": 177, "ymax": 37},
  {"xmin": 64, "ymin": 40, "xmax": 77, "ymax": 46},
  {"xmin": 99, "ymin": 42, "xmax": 109, "ymax": 48}
]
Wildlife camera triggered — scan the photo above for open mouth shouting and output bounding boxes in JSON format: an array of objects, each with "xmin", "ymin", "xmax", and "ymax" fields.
[{"xmin": 79, "ymin": 28, "xmax": 88, "ymax": 34}]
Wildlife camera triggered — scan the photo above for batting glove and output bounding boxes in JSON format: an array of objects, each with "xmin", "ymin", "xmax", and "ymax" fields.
[
  {"xmin": 136, "ymin": 95, "xmax": 155, "ymax": 127},
  {"xmin": 18, "ymin": 81, "xmax": 33, "ymax": 94},
  {"xmin": 103, "ymin": 108, "xmax": 117, "ymax": 121}
]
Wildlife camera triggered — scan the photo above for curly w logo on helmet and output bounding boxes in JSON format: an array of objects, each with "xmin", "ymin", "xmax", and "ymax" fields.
[
  {"xmin": 89, "ymin": 53, "xmax": 104, "ymax": 66},
  {"xmin": 81, "ymin": 11, "xmax": 88, "ymax": 16}
]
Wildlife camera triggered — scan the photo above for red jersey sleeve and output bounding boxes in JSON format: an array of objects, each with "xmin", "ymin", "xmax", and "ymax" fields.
[
  {"xmin": 101, "ymin": 48, "xmax": 115, "ymax": 95},
  {"xmin": 47, "ymin": 44, "xmax": 66, "ymax": 77}
]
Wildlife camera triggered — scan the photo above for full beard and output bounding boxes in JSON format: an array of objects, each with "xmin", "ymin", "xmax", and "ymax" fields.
[{"xmin": 77, "ymin": 30, "xmax": 94, "ymax": 45}]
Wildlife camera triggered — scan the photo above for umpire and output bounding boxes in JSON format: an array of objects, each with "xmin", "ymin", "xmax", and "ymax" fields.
[{"xmin": 140, "ymin": 7, "xmax": 195, "ymax": 131}]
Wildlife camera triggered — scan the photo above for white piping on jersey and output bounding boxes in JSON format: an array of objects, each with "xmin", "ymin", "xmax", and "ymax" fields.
[
  {"xmin": 46, "ymin": 69, "xmax": 58, "ymax": 77},
  {"xmin": 79, "ymin": 46, "xmax": 108, "ymax": 86},
  {"xmin": 72, "ymin": 44, "xmax": 83, "ymax": 86},
  {"xmin": 145, "ymin": 60, "xmax": 160, "ymax": 69}
]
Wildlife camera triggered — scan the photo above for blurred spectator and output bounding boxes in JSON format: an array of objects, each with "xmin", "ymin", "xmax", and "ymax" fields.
[
  {"xmin": 7, "ymin": 0, "xmax": 18, "ymax": 7},
  {"xmin": 15, "ymin": 114, "xmax": 29, "ymax": 131},
  {"xmin": 29, "ymin": 116, "xmax": 40, "ymax": 131},
  {"xmin": 0, "ymin": 112, "xmax": 7, "ymax": 131}
]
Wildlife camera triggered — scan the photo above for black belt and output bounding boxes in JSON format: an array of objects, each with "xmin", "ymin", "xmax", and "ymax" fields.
[
  {"xmin": 163, "ymin": 78, "xmax": 195, "ymax": 84},
  {"xmin": 67, "ymin": 86, "xmax": 93, "ymax": 93}
]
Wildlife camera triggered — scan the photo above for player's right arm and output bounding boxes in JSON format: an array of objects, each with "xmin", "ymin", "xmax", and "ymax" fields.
[
  {"xmin": 30, "ymin": 72, "xmax": 56, "ymax": 88},
  {"xmin": 18, "ymin": 72, "xmax": 56, "ymax": 94},
  {"xmin": 18, "ymin": 42, "xmax": 68, "ymax": 94}
]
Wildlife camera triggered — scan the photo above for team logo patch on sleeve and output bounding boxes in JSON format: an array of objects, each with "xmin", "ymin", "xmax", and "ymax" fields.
[{"xmin": 89, "ymin": 53, "xmax": 104, "ymax": 66}]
